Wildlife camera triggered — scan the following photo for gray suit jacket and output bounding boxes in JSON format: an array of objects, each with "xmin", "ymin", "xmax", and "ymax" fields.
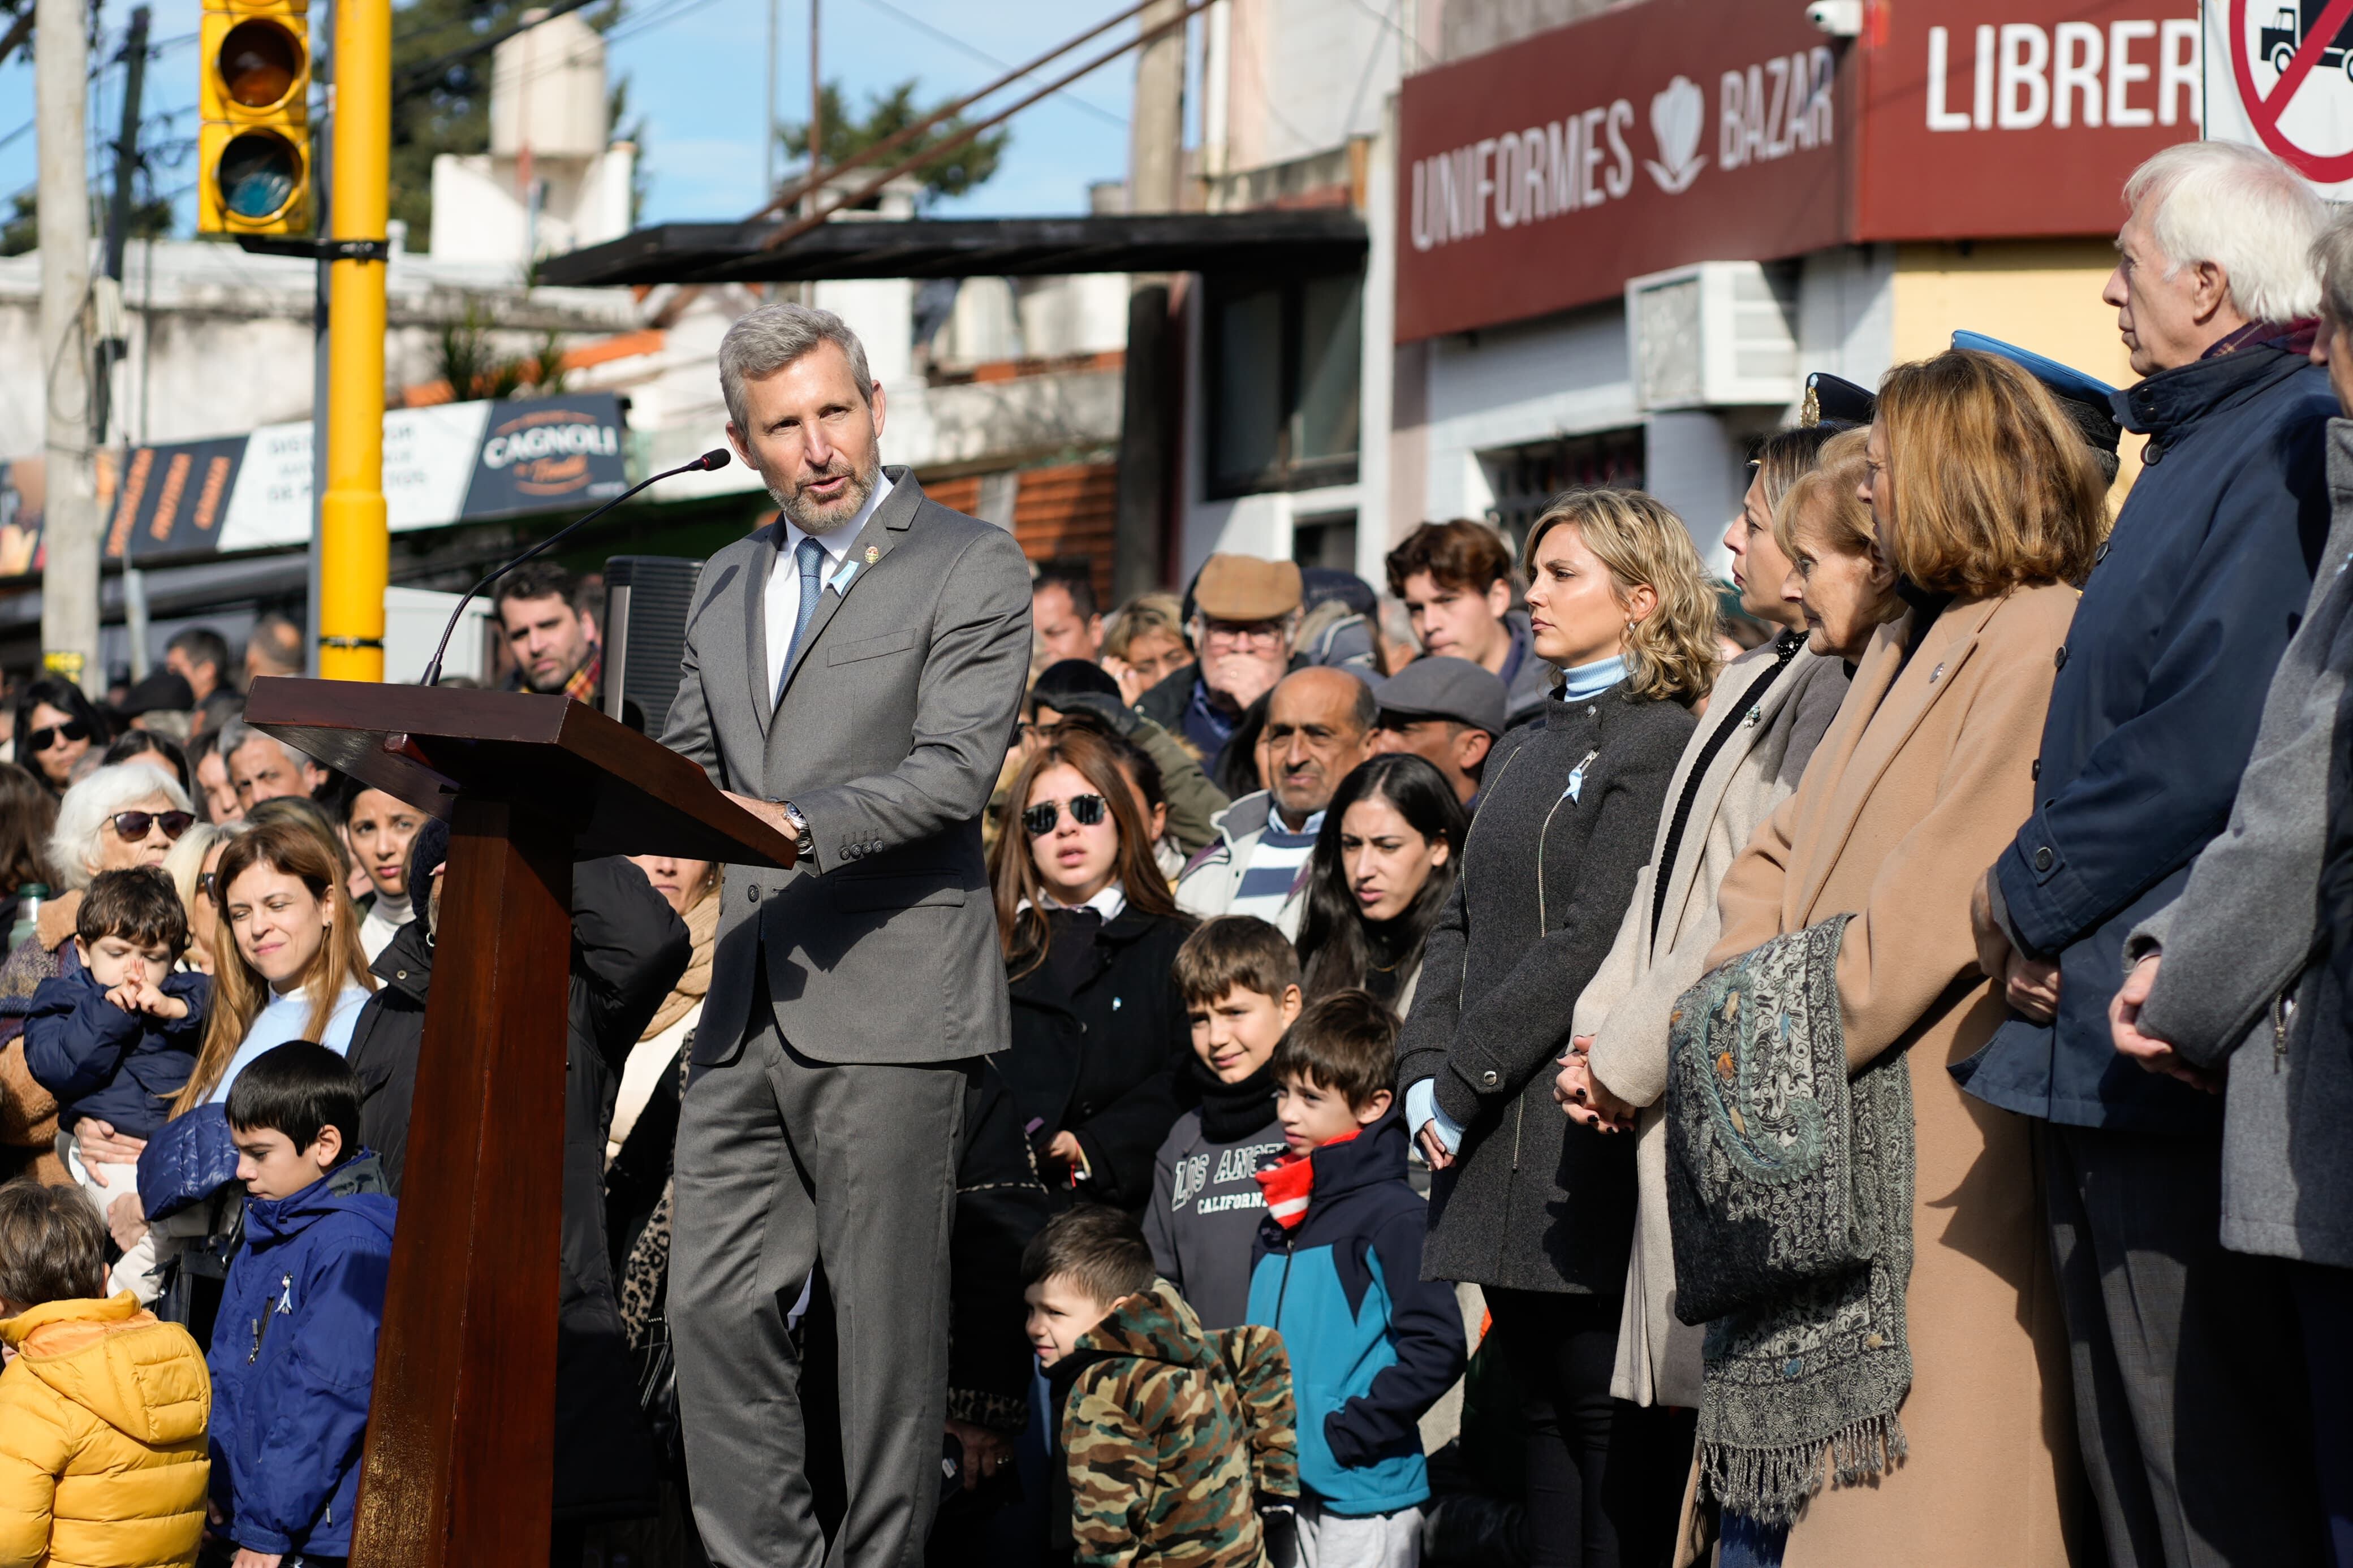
[{"xmin": 659, "ymin": 467, "xmax": 1032, "ymax": 1066}]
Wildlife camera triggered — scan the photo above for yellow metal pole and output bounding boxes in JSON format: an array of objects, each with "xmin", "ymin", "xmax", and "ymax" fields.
[{"xmin": 319, "ymin": 0, "xmax": 389, "ymax": 682}]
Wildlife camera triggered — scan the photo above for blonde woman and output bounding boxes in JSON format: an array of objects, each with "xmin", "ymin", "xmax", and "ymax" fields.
[
  {"xmin": 108, "ymin": 819, "xmax": 380, "ymax": 1299},
  {"xmin": 1555, "ymin": 427, "xmax": 1860, "ymax": 1432},
  {"xmin": 1395, "ymin": 487, "xmax": 1720, "ymax": 1566}
]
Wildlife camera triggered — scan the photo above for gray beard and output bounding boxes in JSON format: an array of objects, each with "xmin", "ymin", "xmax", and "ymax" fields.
[{"xmin": 771, "ymin": 454, "xmax": 881, "ymax": 534}]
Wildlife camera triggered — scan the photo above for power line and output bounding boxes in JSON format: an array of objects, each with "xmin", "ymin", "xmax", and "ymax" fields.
[{"xmin": 854, "ymin": 0, "xmax": 1126, "ymax": 128}]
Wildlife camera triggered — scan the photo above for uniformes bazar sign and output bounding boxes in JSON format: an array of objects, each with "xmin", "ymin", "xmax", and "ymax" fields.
[
  {"xmin": 1395, "ymin": 0, "xmax": 2198, "ymax": 342},
  {"xmin": 1397, "ymin": 0, "xmax": 1847, "ymax": 342}
]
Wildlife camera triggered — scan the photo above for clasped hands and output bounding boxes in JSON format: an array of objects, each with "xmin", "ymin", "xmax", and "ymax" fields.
[{"xmin": 1553, "ymin": 1037, "xmax": 1636, "ymax": 1134}]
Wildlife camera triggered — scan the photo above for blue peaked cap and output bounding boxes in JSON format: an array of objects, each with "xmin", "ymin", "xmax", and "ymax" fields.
[{"xmin": 1951, "ymin": 330, "xmax": 2117, "ymax": 407}]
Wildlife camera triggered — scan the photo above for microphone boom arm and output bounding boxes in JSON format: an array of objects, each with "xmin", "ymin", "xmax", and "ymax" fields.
[{"xmin": 417, "ymin": 448, "xmax": 731, "ymax": 689}]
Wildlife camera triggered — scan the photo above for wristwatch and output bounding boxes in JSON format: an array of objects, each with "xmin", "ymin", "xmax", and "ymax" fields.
[{"xmin": 774, "ymin": 798, "xmax": 815, "ymax": 861}]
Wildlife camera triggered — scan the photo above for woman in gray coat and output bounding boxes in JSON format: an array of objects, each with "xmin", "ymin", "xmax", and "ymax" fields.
[
  {"xmin": 1397, "ymin": 488, "xmax": 1722, "ymax": 1568},
  {"xmin": 2111, "ymin": 211, "xmax": 2353, "ymax": 1563},
  {"xmin": 1554, "ymin": 425, "xmax": 1856, "ymax": 1416}
]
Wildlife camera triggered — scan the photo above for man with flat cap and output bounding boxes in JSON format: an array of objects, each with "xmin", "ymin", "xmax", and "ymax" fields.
[
  {"xmin": 1137, "ymin": 553, "xmax": 1305, "ymax": 781},
  {"xmin": 1367, "ymin": 655, "xmax": 1507, "ymax": 809}
]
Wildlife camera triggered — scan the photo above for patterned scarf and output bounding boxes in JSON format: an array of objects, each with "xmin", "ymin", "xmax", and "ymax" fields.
[{"xmin": 1664, "ymin": 915, "xmax": 1915, "ymax": 1528}]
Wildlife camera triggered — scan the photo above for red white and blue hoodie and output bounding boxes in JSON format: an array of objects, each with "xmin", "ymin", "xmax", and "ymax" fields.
[{"xmin": 1244, "ymin": 1108, "xmax": 1466, "ymax": 1517}]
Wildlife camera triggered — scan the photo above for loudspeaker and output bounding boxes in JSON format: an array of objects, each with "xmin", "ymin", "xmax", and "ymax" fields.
[{"xmin": 602, "ymin": 555, "xmax": 705, "ymax": 734}]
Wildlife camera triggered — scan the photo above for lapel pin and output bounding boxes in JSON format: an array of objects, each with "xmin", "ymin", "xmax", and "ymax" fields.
[
  {"xmin": 1928, "ymin": 662, "xmax": 1945, "ymax": 684},
  {"xmin": 864, "ymin": 545, "xmax": 880, "ymax": 565},
  {"xmin": 1744, "ymin": 705, "xmax": 1762, "ymax": 727}
]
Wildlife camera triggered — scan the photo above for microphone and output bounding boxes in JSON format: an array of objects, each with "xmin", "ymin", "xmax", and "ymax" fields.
[{"xmin": 419, "ymin": 448, "xmax": 732, "ymax": 689}]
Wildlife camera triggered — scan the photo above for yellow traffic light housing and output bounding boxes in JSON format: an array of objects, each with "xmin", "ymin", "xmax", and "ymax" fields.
[{"xmin": 198, "ymin": 0, "xmax": 311, "ymax": 234}]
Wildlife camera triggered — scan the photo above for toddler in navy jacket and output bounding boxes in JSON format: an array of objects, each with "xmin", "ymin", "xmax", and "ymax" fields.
[
  {"xmin": 1247, "ymin": 993, "xmax": 1464, "ymax": 1568},
  {"xmin": 206, "ymin": 1043, "xmax": 395, "ymax": 1567},
  {"xmin": 23, "ymin": 869, "xmax": 208, "ymax": 1294}
]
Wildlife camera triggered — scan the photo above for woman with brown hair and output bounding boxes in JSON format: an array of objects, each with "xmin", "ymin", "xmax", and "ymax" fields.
[
  {"xmin": 989, "ymin": 724, "xmax": 1192, "ymax": 1211},
  {"xmin": 0, "ymin": 762, "xmax": 56, "ymax": 939},
  {"xmin": 1395, "ymin": 487, "xmax": 1721, "ymax": 1567},
  {"xmin": 1670, "ymin": 349, "xmax": 2105, "ymax": 1568},
  {"xmin": 105, "ymin": 818, "xmax": 380, "ymax": 1311}
]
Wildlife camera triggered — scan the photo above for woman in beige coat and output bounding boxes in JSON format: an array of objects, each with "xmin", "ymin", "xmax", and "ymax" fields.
[
  {"xmin": 1673, "ymin": 349, "xmax": 2102, "ymax": 1567},
  {"xmin": 1555, "ymin": 426, "xmax": 1856, "ymax": 1415}
]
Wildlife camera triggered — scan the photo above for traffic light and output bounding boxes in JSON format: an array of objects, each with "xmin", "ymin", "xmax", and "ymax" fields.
[{"xmin": 197, "ymin": 0, "xmax": 310, "ymax": 234}]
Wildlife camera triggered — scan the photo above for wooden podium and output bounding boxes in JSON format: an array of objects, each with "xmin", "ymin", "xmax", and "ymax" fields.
[{"xmin": 244, "ymin": 677, "xmax": 795, "ymax": 1568}]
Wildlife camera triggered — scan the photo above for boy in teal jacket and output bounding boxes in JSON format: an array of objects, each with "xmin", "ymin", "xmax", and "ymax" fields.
[{"xmin": 1247, "ymin": 993, "xmax": 1465, "ymax": 1566}]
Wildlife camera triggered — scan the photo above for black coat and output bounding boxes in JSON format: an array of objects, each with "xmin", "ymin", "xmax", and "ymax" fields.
[
  {"xmin": 344, "ymin": 856, "xmax": 690, "ymax": 1522},
  {"xmin": 1397, "ymin": 684, "xmax": 1696, "ymax": 1295},
  {"xmin": 994, "ymin": 905, "xmax": 1193, "ymax": 1211}
]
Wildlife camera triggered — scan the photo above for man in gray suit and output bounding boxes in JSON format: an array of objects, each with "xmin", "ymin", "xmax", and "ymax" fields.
[{"xmin": 658, "ymin": 301, "xmax": 1032, "ymax": 1567}]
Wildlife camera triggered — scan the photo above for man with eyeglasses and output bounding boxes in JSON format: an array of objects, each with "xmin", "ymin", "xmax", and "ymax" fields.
[{"xmin": 1136, "ymin": 554, "xmax": 1305, "ymax": 779}]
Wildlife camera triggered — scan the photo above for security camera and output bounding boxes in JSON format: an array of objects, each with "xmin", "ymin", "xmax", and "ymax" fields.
[{"xmin": 1806, "ymin": 0, "xmax": 1863, "ymax": 36}]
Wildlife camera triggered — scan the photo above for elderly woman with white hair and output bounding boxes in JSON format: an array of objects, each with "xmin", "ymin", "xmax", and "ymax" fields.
[
  {"xmin": 0, "ymin": 761, "xmax": 193, "ymax": 1181},
  {"xmin": 1962, "ymin": 137, "xmax": 2339, "ymax": 1567}
]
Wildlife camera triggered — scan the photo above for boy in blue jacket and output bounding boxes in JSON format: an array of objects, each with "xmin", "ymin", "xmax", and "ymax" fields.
[
  {"xmin": 1247, "ymin": 992, "xmax": 1464, "ymax": 1568},
  {"xmin": 24, "ymin": 867, "xmax": 208, "ymax": 1297},
  {"xmin": 206, "ymin": 1042, "xmax": 395, "ymax": 1568}
]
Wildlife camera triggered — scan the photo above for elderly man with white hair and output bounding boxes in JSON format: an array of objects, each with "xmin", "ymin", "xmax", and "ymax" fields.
[{"xmin": 1964, "ymin": 140, "xmax": 2335, "ymax": 1567}]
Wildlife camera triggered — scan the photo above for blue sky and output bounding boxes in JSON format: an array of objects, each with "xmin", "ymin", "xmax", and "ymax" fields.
[{"xmin": 0, "ymin": 0, "xmax": 1148, "ymax": 241}]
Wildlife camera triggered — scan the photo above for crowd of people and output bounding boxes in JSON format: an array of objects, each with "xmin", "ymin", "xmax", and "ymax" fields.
[{"xmin": 0, "ymin": 137, "xmax": 2341, "ymax": 1568}]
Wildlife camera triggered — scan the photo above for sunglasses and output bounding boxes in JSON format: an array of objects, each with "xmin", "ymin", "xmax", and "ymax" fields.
[
  {"xmin": 1023, "ymin": 794, "xmax": 1108, "ymax": 837},
  {"xmin": 199, "ymin": 871, "xmax": 220, "ymax": 902},
  {"xmin": 108, "ymin": 810, "xmax": 195, "ymax": 843},
  {"xmin": 25, "ymin": 720, "xmax": 90, "ymax": 752}
]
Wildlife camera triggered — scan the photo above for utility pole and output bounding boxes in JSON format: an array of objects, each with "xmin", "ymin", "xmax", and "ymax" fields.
[
  {"xmin": 318, "ymin": 0, "xmax": 389, "ymax": 681},
  {"xmin": 104, "ymin": 6, "xmax": 153, "ymax": 679},
  {"xmin": 764, "ymin": 0, "xmax": 778, "ymax": 199},
  {"xmin": 807, "ymin": 0, "xmax": 821, "ymax": 209},
  {"xmin": 36, "ymin": 0, "xmax": 101, "ymax": 695},
  {"xmin": 1111, "ymin": 0, "xmax": 1187, "ymax": 603}
]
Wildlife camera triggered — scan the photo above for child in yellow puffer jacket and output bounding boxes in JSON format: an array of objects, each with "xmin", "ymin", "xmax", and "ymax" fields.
[{"xmin": 0, "ymin": 1183, "xmax": 209, "ymax": 1568}]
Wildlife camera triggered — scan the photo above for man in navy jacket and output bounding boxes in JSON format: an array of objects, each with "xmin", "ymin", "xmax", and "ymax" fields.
[{"xmin": 1967, "ymin": 141, "xmax": 2333, "ymax": 1568}]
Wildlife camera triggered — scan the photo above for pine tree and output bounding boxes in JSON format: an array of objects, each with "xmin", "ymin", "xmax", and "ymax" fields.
[{"xmin": 779, "ymin": 79, "xmax": 1007, "ymax": 209}]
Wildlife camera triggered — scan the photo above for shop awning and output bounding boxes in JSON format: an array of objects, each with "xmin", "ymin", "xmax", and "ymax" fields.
[{"xmin": 535, "ymin": 209, "xmax": 1368, "ymax": 288}]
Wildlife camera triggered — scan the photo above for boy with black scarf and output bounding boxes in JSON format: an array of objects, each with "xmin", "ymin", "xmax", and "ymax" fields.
[{"xmin": 1145, "ymin": 917, "xmax": 1300, "ymax": 1329}]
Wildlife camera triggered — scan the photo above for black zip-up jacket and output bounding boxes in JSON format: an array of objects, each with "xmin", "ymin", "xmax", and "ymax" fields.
[
  {"xmin": 343, "ymin": 856, "xmax": 689, "ymax": 1522},
  {"xmin": 996, "ymin": 905, "xmax": 1194, "ymax": 1211},
  {"xmin": 1395, "ymin": 684, "xmax": 1695, "ymax": 1294}
]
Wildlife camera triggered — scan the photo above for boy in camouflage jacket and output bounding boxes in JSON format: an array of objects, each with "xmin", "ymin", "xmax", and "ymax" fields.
[{"xmin": 1025, "ymin": 1204, "xmax": 1298, "ymax": 1567}]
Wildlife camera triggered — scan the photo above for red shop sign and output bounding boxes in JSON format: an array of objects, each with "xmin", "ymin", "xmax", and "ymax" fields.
[{"xmin": 1395, "ymin": 0, "xmax": 1847, "ymax": 343}]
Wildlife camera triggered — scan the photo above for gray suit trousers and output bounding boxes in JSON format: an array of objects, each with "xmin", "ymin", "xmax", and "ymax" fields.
[
  {"xmin": 671, "ymin": 984, "xmax": 966, "ymax": 1568},
  {"xmin": 2041, "ymin": 1122, "xmax": 2325, "ymax": 1568}
]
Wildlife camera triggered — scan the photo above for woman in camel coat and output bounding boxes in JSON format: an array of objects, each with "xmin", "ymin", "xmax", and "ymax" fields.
[
  {"xmin": 1673, "ymin": 349, "xmax": 2102, "ymax": 1567},
  {"xmin": 1558, "ymin": 425, "xmax": 1855, "ymax": 1412}
]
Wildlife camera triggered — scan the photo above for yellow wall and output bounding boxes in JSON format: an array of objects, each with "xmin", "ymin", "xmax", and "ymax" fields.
[{"xmin": 1890, "ymin": 240, "xmax": 2147, "ymax": 500}]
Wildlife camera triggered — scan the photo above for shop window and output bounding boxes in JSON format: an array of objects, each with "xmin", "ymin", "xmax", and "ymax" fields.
[
  {"xmin": 1291, "ymin": 511, "xmax": 1358, "ymax": 573},
  {"xmin": 1483, "ymin": 427, "xmax": 1646, "ymax": 547},
  {"xmin": 1205, "ymin": 272, "xmax": 1362, "ymax": 498}
]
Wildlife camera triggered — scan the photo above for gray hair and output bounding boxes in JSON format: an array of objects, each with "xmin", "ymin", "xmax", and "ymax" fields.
[
  {"xmin": 49, "ymin": 762, "xmax": 192, "ymax": 890},
  {"xmin": 2315, "ymin": 210, "xmax": 2353, "ymax": 328},
  {"xmin": 2124, "ymin": 142, "xmax": 2328, "ymax": 324},
  {"xmin": 218, "ymin": 718, "xmax": 312, "ymax": 776},
  {"xmin": 717, "ymin": 303, "xmax": 875, "ymax": 435}
]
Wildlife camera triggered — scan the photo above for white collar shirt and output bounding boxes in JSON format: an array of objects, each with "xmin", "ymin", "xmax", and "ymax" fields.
[{"xmin": 764, "ymin": 473, "xmax": 893, "ymax": 703}]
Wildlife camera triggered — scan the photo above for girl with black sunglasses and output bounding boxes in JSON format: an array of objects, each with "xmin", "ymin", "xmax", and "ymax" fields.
[
  {"xmin": 10, "ymin": 678, "xmax": 110, "ymax": 797},
  {"xmin": 986, "ymin": 725, "xmax": 1193, "ymax": 1211}
]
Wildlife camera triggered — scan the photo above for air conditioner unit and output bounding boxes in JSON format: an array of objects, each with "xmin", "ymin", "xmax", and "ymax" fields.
[{"xmin": 1626, "ymin": 261, "xmax": 1800, "ymax": 412}]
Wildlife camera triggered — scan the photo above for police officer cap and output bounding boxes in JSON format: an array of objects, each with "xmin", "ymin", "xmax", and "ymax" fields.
[{"xmin": 1951, "ymin": 330, "xmax": 2123, "ymax": 480}]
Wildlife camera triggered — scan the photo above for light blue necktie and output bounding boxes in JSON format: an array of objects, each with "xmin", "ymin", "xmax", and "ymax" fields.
[{"xmin": 777, "ymin": 535, "xmax": 827, "ymax": 703}]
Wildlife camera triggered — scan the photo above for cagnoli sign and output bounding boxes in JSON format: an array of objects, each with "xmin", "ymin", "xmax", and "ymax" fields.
[{"xmin": 1396, "ymin": 0, "xmax": 2197, "ymax": 342}]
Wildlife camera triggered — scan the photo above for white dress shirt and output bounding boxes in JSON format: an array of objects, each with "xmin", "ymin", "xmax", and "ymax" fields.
[{"xmin": 764, "ymin": 473, "xmax": 893, "ymax": 704}]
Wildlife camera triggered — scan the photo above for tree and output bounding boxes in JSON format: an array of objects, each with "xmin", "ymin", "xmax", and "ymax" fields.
[
  {"xmin": 779, "ymin": 79, "xmax": 1008, "ymax": 209},
  {"xmin": 0, "ymin": 190, "xmax": 172, "ymax": 257},
  {"xmin": 390, "ymin": 0, "xmax": 631, "ymax": 252}
]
